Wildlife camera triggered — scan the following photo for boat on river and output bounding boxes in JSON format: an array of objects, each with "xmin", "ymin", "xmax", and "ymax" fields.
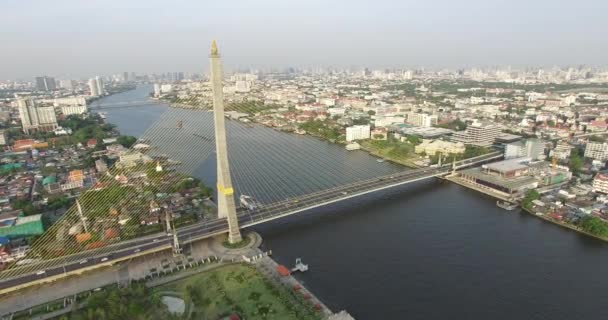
[{"xmin": 496, "ymin": 201, "xmax": 518, "ymax": 211}]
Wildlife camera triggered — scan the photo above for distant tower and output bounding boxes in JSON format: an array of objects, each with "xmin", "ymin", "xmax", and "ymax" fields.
[
  {"xmin": 209, "ymin": 40, "xmax": 242, "ymax": 244},
  {"xmin": 95, "ymin": 76, "xmax": 105, "ymax": 95},
  {"xmin": 88, "ymin": 78, "xmax": 100, "ymax": 96}
]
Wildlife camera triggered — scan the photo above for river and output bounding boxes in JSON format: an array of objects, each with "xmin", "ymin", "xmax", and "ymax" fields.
[{"xmin": 95, "ymin": 86, "xmax": 608, "ymax": 320}]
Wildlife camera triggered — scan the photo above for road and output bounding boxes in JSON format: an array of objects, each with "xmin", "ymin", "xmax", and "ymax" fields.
[{"xmin": 0, "ymin": 152, "xmax": 501, "ymax": 293}]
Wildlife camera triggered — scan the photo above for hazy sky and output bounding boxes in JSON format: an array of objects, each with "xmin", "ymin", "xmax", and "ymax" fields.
[{"xmin": 2, "ymin": 0, "xmax": 607, "ymax": 79}]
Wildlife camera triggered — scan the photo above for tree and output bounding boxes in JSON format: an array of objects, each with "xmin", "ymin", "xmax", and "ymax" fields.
[
  {"xmin": 367, "ymin": 110, "xmax": 376, "ymax": 116},
  {"xmin": 12, "ymin": 199, "xmax": 39, "ymax": 215},
  {"xmin": 569, "ymin": 149, "xmax": 584, "ymax": 174},
  {"xmin": 117, "ymin": 135, "xmax": 137, "ymax": 148},
  {"xmin": 578, "ymin": 216, "xmax": 608, "ymax": 238},
  {"xmin": 522, "ymin": 189, "xmax": 540, "ymax": 209},
  {"xmin": 404, "ymin": 135, "xmax": 421, "ymax": 145},
  {"xmin": 47, "ymin": 195, "xmax": 73, "ymax": 211}
]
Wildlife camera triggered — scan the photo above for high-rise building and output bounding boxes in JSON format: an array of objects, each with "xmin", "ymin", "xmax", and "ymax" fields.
[
  {"xmin": 123, "ymin": 72, "xmax": 129, "ymax": 82},
  {"xmin": 593, "ymin": 172, "xmax": 608, "ymax": 194},
  {"xmin": 235, "ymin": 80, "xmax": 251, "ymax": 92},
  {"xmin": 17, "ymin": 98, "xmax": 58, "ymax": 134},
  {"xmin": 88, "ymin": 78, "xmax": 100, "ymax": 96},
  {"xmin": 59, "ymin": 79, "xmax": 75, "ymax": 90},
  {"xmin": 505, "ymin": 139, "xmax": 544, "ymax": 160},
  {"xmin": 452, "ymin": 120, "xmax": 501, "ymax": 147},
  {"xmin": 88, "ymin": 78, "xmax": 99, "ymax": 96},
  {"xmin": 504, "ymin": 141, "xmax": 526, "ymax": 159},
  {"xmin": 408, "ymin": 113, "xmax": 438, "ymax": 127},
  {"xmin": 35, "ymin": 76, "xmax": 56, "ymax": 91},
  {"xmin": 346, "ymin": 125, "xmax": 371, "ymax": 142},
  {"xmin": 210, "ymin": 40, "xmax": 242, "ymax": 244},
  {"xmin": 95, "ymin": 76, "xmax": 105, "ymax": 95},
  {"xmin": 584, "ymin": 142, "xmax": 608, "ymax": 161},
  {"xmin": 551, "ymin": 142, "xmax": 573, "ymax": 160},
  {"xmin": 153, "ymin": 83, "xmax": 161, "ymax": 97},
  {"xmin": 525, "ymin": 139, "xmax": 544, "ymax": 160}
]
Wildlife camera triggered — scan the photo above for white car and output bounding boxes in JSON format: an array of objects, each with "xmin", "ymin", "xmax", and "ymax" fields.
[
  {"xmin": 79, "ymin": 259, "xmax": 88, "ymax": 264},
  {"xmin": 36, "ymin": 270, "xmax": 46, "ymax": 275},
  {"xmin": 100, "ymin": 257, "xmax": 109, "ymax": 262},
  {"xmin": 133, "ymin": 248, "xmax": 141, "ymax": 253}
]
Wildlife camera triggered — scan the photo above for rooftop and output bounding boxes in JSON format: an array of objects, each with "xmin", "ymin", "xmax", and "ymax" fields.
[
  {"xmin": 460, "ymin": 167, "xmax": 538, "ymax": 190},
  {"xmin": 483, "ymin": 157, "xmax": 530, "ymax": 173}
]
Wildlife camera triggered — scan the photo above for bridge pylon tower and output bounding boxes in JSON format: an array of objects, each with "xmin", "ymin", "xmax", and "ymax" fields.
[{"xmin": 209, "ymin": 40, "xmax": 242, "ymax": 244}]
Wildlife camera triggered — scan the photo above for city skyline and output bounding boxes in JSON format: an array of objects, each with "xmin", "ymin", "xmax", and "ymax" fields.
[{"xmin": 2, "ymin": 0, "xmax": 608, "ymax": 79}]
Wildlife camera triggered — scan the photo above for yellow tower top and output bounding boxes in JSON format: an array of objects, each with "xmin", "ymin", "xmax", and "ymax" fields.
[{"xmin": 211, "ymin": 40, "xmax": 219, "ymax": 56}]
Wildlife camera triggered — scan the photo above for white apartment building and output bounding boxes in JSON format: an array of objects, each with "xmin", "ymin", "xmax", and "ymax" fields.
[
  {"xmin": 0, "ymin": 130, "xmax": 6, "ymax": 145},
  {"xmin": 61, "ymin": 105, "xmax": 88, "ymax": 116},
  {"xmin": 235, "ymin": 80, "xmax": 251, "ymax": 93},
  {"xmin": 451, "ymin": 120, "xmax": 501, "ymax": 147},
  {"xmin": 160, "ymin": 84, "xmax": 173, "ymax": 93},
  {"xmin": 408, "ymin": 113, "xmax": 437, "ymax": 127},
  {"xmin": 593, "ymin": 173, "xmax": 608, "ymax": 194},
  {"xmin": 95, "ymin": 76, "xmax": 105, "ymax": 95},
  {"xmin": 17, "ymin": 98, "xmax": 58, "ymax": 134},
  {"xmin": 584, "ymin": 142, "xmax": 608, "ymax": 161},
  {"xmin": 505, "ymin": 139, "xmax": 544, "ymax": 160},
  {"xmin": 88, "ymin": 78, "xmax": 100, "ymax": 96},
  {"xmin": 551, "ymin": 142, "xmax": 573, "ymax": 160},
  {"xmin": 346, "ymin": 125, "xmax": 371, "ymax": 142},
  {"xmin": 153, "ymin": 83, "xmax": 162, "ymax": 97}
]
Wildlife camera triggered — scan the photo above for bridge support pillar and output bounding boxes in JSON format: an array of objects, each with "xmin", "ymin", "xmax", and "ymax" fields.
[{"xmin": 210, "ymin": 40, "xmax": 242, "ymax": 244}]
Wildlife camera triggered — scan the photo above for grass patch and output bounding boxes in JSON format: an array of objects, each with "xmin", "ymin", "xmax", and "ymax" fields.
[
  {"xmin": 222, "ymin": 235, "xmax": 252, "ymax": 249},
  {"xmin": 157, "ymin": 264, "xmax": 322, "ymax": 320}
]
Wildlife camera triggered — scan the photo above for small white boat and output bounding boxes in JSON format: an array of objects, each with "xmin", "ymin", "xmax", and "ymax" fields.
[
  {"xmin": 376, "ymin": 159, "xmax": 385, "ymax": 163},
  {"xmin": 496, "ymin": 201, "xmax": 518, "ymax": 211}
]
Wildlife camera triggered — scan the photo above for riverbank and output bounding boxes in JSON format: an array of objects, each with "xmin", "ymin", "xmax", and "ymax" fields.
[
  {"xmin": 358, "ymin": 141, "xmax": 420, "ymax": 168},
  {"xmin": 446, "ymin": 175, "xmax": 608, "ymax": 244},
  {"xmin": 1, "ymin": 233, "xmax": 352, "ymax": 320},
  {"xmin": 521, "ymin": 207, "xmax": 608, "ymax": 243}
]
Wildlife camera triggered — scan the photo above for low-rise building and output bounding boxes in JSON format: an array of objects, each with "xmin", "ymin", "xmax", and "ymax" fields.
[
  {"xmin": 415, "ymin": 139, "xmax": 466, "ymax": 156},
  {"xmin": 345, "ymin": 125, "xmax": 370, "ymax": 142}
]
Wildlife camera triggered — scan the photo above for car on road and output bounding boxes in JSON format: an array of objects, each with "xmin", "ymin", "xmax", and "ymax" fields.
[
  {"xmin": 79, "ymin": 259, "xmax": 88, "ymax": 264},
  {"xmin": 35, "ymin": 270, "xmax": 46, "ymax": 275},
  {"xmin": 341, "ymin": 191, "xmax": 348, "ymax": 195},
  {"xmin": 100, "ymin": 257, "xmax": 109, "ymax": 262},
  {"xmin": 153, "ymin": 238, "xmax": 160, "ymax": 243},
  {"xmin": 133, "ymin": 248, "xmax": 141, "ymax": 253}
]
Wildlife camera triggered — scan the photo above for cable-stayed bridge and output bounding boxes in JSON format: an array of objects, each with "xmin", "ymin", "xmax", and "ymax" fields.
[{"xmin": 0, "ymin": 152, "xmax": 501, "ymax": 292}]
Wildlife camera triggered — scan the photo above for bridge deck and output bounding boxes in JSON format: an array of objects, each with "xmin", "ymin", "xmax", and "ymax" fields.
[{"xmin": 0, "ymin": 152, "xmax": 502, "ymax": 293}]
